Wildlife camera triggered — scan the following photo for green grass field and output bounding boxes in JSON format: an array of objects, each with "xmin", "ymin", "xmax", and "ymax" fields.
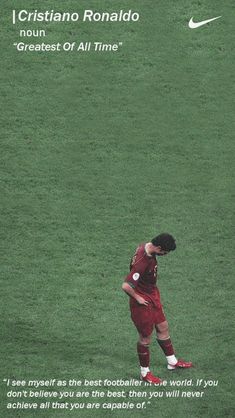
[{"xmin": 1, "ymin": 0, "xmax": 234, "ymax": 417}]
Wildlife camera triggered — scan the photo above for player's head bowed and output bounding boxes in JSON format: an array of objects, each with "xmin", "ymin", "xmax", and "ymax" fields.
[{"xmin": 151, "ymin": 233, "xmax": 176, "ymax": 254}]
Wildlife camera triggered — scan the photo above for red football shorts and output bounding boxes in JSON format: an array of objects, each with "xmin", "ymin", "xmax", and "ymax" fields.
[{"xmin": 130, "ymin": 297, "xmax": 166, "ymax": 337}]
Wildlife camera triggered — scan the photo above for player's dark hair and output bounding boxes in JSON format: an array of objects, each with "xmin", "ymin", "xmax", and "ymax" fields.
[{"xmin": 151, "ymin": 233, "xmax": 176, "ymax": 252}]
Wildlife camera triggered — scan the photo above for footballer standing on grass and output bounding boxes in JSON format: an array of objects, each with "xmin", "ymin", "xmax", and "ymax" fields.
[{"xmin": 122, "ymin": 233, "xmax": 193, "ymax": 384}]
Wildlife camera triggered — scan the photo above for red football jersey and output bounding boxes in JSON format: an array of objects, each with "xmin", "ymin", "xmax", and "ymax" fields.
[{"xmin": 125, "ymin": 243, "xmax": 158, "ymax": 295}]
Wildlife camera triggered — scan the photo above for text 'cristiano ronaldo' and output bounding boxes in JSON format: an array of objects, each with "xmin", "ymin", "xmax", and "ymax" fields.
[{"xmin": 12, "ymin": 10, "xmax": 140, "ymax": 24}]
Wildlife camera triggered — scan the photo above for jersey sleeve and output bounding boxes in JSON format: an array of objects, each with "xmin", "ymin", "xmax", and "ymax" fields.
[{"xmin": 124, "ymin": 256, "xmax": 148, "ymax": 288}]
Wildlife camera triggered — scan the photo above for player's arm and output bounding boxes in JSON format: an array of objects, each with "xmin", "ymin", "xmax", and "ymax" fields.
[
  {"xmin": 122, "ymin": 282, "xmax": 149, "ymax": 305},
  {"xmin": 122, "ymin": 256, "xmax": 149, "ymax": 305}
]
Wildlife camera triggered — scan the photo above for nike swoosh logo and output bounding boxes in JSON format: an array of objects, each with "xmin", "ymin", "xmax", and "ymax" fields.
[{"xmin": 189, "ymin": 16, "xmax": 222, "ymax": 29}]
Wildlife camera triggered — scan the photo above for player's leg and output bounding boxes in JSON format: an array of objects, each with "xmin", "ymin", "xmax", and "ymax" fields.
[
  {"xmin": 137, "ymin": 333, "xmax": 151, "ymax": 376},
  {"xmin": 130, "ymin": 302, "xmax": 161, "ymax": 383},
  {"xmin": 155, "ymin": 320, "xmax": 178, "ymax": 367},
  {"xmin": 155, "ymin": 320, "xmax": 193, "ymax": 370},
  {"xmin": 137, "ymin": 333, "xmax": 161, "ymax": 384}
]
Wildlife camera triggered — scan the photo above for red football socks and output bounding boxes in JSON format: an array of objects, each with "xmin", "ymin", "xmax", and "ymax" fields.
[
  {"xmin": 157, "ymin": 337, "xmax": 174, "ymax": 356},
  {"xmin": 137, "ymin": 342, "xmax": 150, "ymax": 367}
]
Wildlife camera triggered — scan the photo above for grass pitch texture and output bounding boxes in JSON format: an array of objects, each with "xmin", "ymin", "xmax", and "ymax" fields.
[{"xmin": 1, "ymin": 1, "xmax": 234, "ymax": 417}]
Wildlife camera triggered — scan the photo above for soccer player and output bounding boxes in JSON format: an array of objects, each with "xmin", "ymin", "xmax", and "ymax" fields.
[{"xmin": 122, "ymin": 233, "xmax": 192, "ymax": 384}]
